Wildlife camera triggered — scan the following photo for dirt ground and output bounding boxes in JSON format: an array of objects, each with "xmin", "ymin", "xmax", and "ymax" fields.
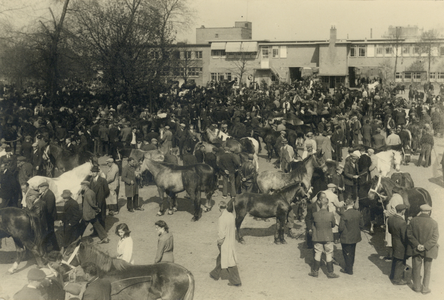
[{"xmin": 1, "ymin": 140, "xmax": 444, "ymax": 300}]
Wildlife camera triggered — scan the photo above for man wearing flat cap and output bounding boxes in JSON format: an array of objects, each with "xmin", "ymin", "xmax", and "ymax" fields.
[
  {"xmin": 387, "ymin": 204, "xmax": 408, "ymax": 285},
  {"xmin": 17, "ymin": 156, "xmax": 33, "ymax": 185},
  {"xmin": 80, "ymin": 181, "xmax": 109, "ymax": 244},
  {"xmin": 407, "ymin": 204, "xmax": 439, "ymax": 294},
  {"xmin": 60, "ymin": 190, "xmax": 82, "ymax": 247},
  {"xmin": 13, "ymin": 268, "xmax": 47, "ymax": 300}
]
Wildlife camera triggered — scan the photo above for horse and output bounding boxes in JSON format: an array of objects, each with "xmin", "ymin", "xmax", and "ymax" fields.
[
  {"xmin": 227, "ymin": 182, "xmax": 308, "ymax": 245},
  {"xmin": 256, "ymin": 150, "xmax": 326, "ymax": 194},
  {"xmin": 0, "ymin": 208, "xmax": 46, "ymax": 273},
  {"xmin": 367, "ymin": 176, "xmax": 432, "ymax": 233},
  {"xmin": 47, "ymin": 143, "xmax": 94, "ymax": 176},
  {"xmin": 259, "ymin": 127, "xmax": 280, "ymax": 161},
  {"xmin": 374, "ymin": 149, "xmax": 402, "ymax": 177},
  {"xmin": 139, "ymin": 159, "xmax": 216, "ymax": 221},
  {"xmin": 390, "ymin": 172, "xmax": 414, "ymax": 189},
  {"xmin": 62, "ymin": 239, "xmax": 194, "ymax": 300},
  {"xmin": 27, "ymin": 162, "xmax": 93, "ymax": 204}
]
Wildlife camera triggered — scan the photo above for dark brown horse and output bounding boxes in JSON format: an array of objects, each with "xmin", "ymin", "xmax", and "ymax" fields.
[
  {"xmin": 390, "ymin": 172, "xmax": 414, "ymax": 189},
  {"xmin": 227, "ymin": 182, "xmax": 308, "ymax": 245},
  {"xmin": 257, "ymin": 149, "xmax": 326, "ymax": 194},
  {"xmin": 140, "ymin": 159, "xmax": 216, "ymax": 221},
  {"xmin": 62, "ymin": 239, "xmax": 194, "ymax": 300},
  {"xmin": 0, "ymin": 208, "xmax": 46, "ymax": 273},
  {"xmin": 367, "ymin": 176, "xmax": 432, "ymax": 232},
  {"xmin": 48, "ymin": 143, "xmax": 94, "ymax": 176}
]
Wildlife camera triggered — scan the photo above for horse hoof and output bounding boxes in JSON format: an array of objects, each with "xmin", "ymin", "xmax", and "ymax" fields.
[
  {"xmin": 281, "ymin": 239, "xmax": 287, "ymax": 244},
  {"xmin": 238, "ymin": 239, "xmax": 245, "ymax": 244},
  {"xmin": 8, "ymin": 268, "xmax": 16, "ymax": 274},
  {"xmin": 191, "ymin": 216, "xmax": 200, "ymax": 222},
  {"xmin": 274, "ymin": 240, "xmax": 282, "ymax": 245}
]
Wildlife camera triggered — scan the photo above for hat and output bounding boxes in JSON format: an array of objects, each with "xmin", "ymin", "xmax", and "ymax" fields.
[
  {"xmin": 222, "ymin": 124, "xmax": 228, "ymax": 128},
  {"xmin": 17, "ymin": 156, "xmax": 26, "ymax": 162},
  {"xmin": 180, "ymin": 123, "xmax": 186, "ymax": 127},
  {"xmin": 327, "ymin": 183, "xmax": 337, "ymax": 189},
  {"xmin": 165, "ymin": 125, "xmax": 170, "ymax": 129},
  {"xmin": 61, "ymin": 190, "xmax": 72, "ymax": 198},
  {"xmin": 106, "ymin": 158, "xmax": 114, "ymax": 163},
  {"xmin": 306, "ymin": 132, "xmax": 313, "ymax": 137},
  {"xmin": 38, "ymin": 181, "xmax": 49, "ymax": 188},
  {"xmin": 81, "ymin": 181, "xmax": 90, "ymax": 186},
  {"xmin": 351, "ymin": 150, "xmax": 361, "ymax": 158},
  {"xmin": 91, "ymin": 166, "xmax": 100, "ymax": 172},
  {"xmin": 151, "ymin": 138, "xmax": 158, "ymax": 142},
  {"xmin": 282, "ymin": 139, "xmax": 288, "ymax": 144},
  {"xmin": 25, "ymin": 135, "xmax": 32, "ymax": 140},
  {"xmin": 419, "ymin": 204, "xmax": 432, "ymax": 212},
  {"xmin": 280, "ymin": 131, "xmax": 286, "ymax": 135},
  {"xmin": 27, "ymin": 268, "xmax": 46, "ymax": 281},
  {"xmin": 336, "ymin": 164, "xmax": 344, "ymax": 170},
  {"xmin": 395, "ymin": 204, "xmax": 407, "ymax": 212}
]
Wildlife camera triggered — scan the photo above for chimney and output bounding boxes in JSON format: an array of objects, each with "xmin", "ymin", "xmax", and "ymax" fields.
[
  {"xmin": 330, "ymin": 26, "xmax": 337, "ymax": 45},
  {"xmin": 370, "ymin": 28, "xmax": 373, "ymax": 39}
]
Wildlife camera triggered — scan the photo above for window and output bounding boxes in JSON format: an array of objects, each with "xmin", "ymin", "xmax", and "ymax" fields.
[
  {"xmin": 350, "ymin": 47, "xmax": 356, "ymax": 57},
  {"xmin": 376, "ymin": 46, "xmax": 383, "ymax": 56},
  {"xmin": 438, "ymin": 72, "xmax": 444, "ymax": 79},
  {"xmin": 280, "ymin": 46, "xmax": 287, "ymax": 58},
  {"xmin": 404, "ymin": 72, "xmax": 412, "ymax": 79},
  {"xmin": 430, "ymin": 72, "xmax": 436, "ymax": 79},
  {"xmin": 385, "ymin": 46, "xmax": 393, "ymax": 55},
  {"xmin": 184, "ymin": 51, "xmax": 192, "ymax": 59},
  {"xmin": 211, "ymin": 73, "xmax": 217, "ymax": 81},
  {"xmin": 262, "ymin": 47, "xmax": 269, "ymax": 59},
  {"xmin": 211, "ymin": 50, "xmax": 226, "ymax": 57},
  {"xmin": 195, "ymin": 51, "xmax": 202, "ymax": 59},
  {"xmin": 413, "ymin": 46, "xmax": 420, "ymax": 55},
  {"xmin": 395, "ymin": 72, "xmax": 402, "ymax": 79},
  {"xmin": 413, "ymin": 73, "xmax": 421, "ymax": 79},
  {"xmin": 226, "ymin": 73, "xmax": 232, "ymax": 81},
  {"xmin": 402, "ymin": 46, "xmax": 410, "ymax": 55},
  {"xmin": 210, "ymin": 72, "xmax": 229, "ymax": 81},
  {"xmin": 172, "ymin": 51, "xmax": 180, "ymax": 60},
  {"xmin": 358, "ymin": 46, "xmax": 366, "ymax": 57},
  {"xmin": 440, "ymin": 47, "xmax": 444, "ymax": 56},
  {"xmin": 272, "ymin": 47, "xmax": 279, "ymax": 58}
]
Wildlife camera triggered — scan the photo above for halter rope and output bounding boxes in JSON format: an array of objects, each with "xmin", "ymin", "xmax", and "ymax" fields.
[{"xmin": 368, "ymin": 176, "xmax": 387, "ymax": 200}]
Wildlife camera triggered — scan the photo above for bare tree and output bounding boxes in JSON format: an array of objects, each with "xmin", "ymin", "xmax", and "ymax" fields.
[
  {"xmin": 419, "ymin": 29, "xmax": 441, "ymax": 82},
  {"xmin": 230, "ymin": 51, "xmax": 254, "ymax": 87},
  {"xmin": 378, "ymin": 59, "xmax": 393, "ymax": 84}
]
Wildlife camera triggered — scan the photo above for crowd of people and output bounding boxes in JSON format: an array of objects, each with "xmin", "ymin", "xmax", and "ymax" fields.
[{"xmin": 1, "ymin": 76, "xmax": 443, "ymax": 298}]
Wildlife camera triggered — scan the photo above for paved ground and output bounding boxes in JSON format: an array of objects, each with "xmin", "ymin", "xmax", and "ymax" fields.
[{"xmin": 1, "ymin": 128, "xmax": 444, "ymax": 299}]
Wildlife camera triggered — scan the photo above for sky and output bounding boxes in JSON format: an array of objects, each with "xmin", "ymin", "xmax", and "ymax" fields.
[
  {"xmin": 1, "ymin": 0, "xmax": 444, "ymax": 42},
  {"xmin": 178, "ymin": 0, "xmax": 444, "ymax": 42}
]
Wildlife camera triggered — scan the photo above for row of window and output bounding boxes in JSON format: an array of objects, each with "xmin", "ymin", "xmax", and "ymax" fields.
[
  {"xmin": 154, "ymin": 51, "xmax": 203, "ymax": 60},
  {"xmin": 262, "ymin": 46, "xmax": 287, "ymax": 59},
  {"xmin": 394, "ymin": 72, "xmax": 444, "ymax": 80},
  {"xmin": 351, "ymin": 45, "xmax": 444, "ymax": 57},
  {"xmin": 173, "ymin": 67, "xmax": 203, "ymax": 77},
  {"xmin": 211, "ymin": 72, "xmax": 232, "ymax": 81}
]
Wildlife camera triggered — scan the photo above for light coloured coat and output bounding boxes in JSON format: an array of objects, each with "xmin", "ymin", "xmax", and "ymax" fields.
[{"xmin": 218, "ymin": 209, "xmax": 238, "ymax": 269}]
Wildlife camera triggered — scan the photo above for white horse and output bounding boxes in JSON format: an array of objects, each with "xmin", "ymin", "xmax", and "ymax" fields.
[
  {"xmin": 375, "ymin": 149, "xmax": 402, "ymax": 177},
  {"xmin": 27, "ymin": 162, "xmax": 93, "ymax": 204}
]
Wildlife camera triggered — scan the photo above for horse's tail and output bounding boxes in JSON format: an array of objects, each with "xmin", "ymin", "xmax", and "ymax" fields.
[
  {"xmin": 183, "ymin": 271, "xmax": 195, "ymax": 300},
  {"xmin": 24, "ymin": 210, "xmax": 43, "ymax": 253}
]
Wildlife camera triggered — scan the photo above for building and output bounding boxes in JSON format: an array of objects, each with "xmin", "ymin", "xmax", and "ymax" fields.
[
  {"xmin": 168, "ymin": 23, "xmax": 444, "ymax": 88},
  {"xmin": 196, "ymin": 21, "xmax": 252, "ymax": 44}
]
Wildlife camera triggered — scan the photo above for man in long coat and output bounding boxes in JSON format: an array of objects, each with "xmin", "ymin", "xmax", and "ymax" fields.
[
  {"xmin": 407, "ymin": 204, "xmax": 439, "ymax": 294},
  {"xmin": 89, "ymin": 165, "xmax": 110, "ymax": 229},
  {"xmin": 37, "ymin": 181, "xmax": 59, "ymax": 251},
  {"xmin": 387, "ymin": 204, "xmax": 408, "ymax": 285},
  {"xmin": 59, "ymin": 189, "xmax": 82, "ymax": 248},
  {"xmin": 105, "ymin": 158, "xmax": 120, "ymax": 215},
  {"xmin": 210, "ymin": 201, "xmax": 242, "ymax": 286},
  {"xmin": 339, "ymin": 198, "xmax": 364, "ymax": 275},
  {"xmin": 121, "ymin": 157, "xmax": 143, "ymax": 212}
]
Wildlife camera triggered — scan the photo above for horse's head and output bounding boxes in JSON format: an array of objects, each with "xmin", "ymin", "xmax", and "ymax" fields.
[
  {"xmin": 313, "ymin": 149, "xmax": 327, "ymax": 172},
  {"xmin": 368, "ymin": 175, "xmax": 389, "ymax": 203},
  {"xmin": 144, "ymin": 150, "xmax": 164, "ymax": 162},
  {"xmin": 392, "ymin": 150, "xmax": 402, "ymax": 172}
]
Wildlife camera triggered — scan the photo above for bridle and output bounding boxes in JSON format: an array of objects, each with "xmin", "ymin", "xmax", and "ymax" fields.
[
  {"xmin": 61, "ymin": 245, "xmax": 80, "ymax": 269},
  {"xmin": 368, "ymin": 176, "xmax": 387, "ymax": 200}
]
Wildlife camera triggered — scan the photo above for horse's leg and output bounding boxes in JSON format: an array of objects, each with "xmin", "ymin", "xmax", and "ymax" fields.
[
  {"xmin": 8, "ymin": 239, "xmax": 25, "ymax": 274},
  {"xmin": 191, "ymin": 187, "xmax": 201, "ymax": 222},
  {"xmin": 157, "ymin": 186, "xmax": 166, "ymax": 215},
  {"xmin": 235, "ymin": 212, "xmax": 247, "ymax": 244}
]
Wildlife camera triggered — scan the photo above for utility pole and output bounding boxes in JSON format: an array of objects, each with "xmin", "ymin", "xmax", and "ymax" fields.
[{"xmin": 393, "ymin": 26, "xmax": 402, "ymax": 84}]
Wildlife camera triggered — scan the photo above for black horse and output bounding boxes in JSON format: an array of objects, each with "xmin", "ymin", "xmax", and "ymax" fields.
[
  {"xmin": 62, "ymin": 239, "xmax": 195, "ymax": 300},
  {"xmin": 140, "ymin": 159, "xmax": 216, "ymax": 221},
  {"xmin": 0, "ymin": 208, "xmax": 46, "ymax": 273},
  {"xmin": 48, "ymin": 143, "xmax": 94, "ymax": 176},
  {"xmin": 227, "ymin": 182, "xmax": 308, "ymax": 245},
  {"xmin": 367, "ymin": 176, "xmax": 432, "ymax": 231}
]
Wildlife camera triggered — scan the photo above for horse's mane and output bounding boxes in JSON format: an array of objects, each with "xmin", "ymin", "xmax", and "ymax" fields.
[
  {"xmin": 289, "ymin": 154, "xmax": 314, "ymax": 178},
  {"xmin": 59, "ymin": 162, "xmax": 91, "ymax": 181},
  {"xmin": 276, "ymin": 181, "xmax": 307, "ymax": 195},
  {"xmin": 78, "ymin": 242, "xmax": 117, "ymax": 273}
]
